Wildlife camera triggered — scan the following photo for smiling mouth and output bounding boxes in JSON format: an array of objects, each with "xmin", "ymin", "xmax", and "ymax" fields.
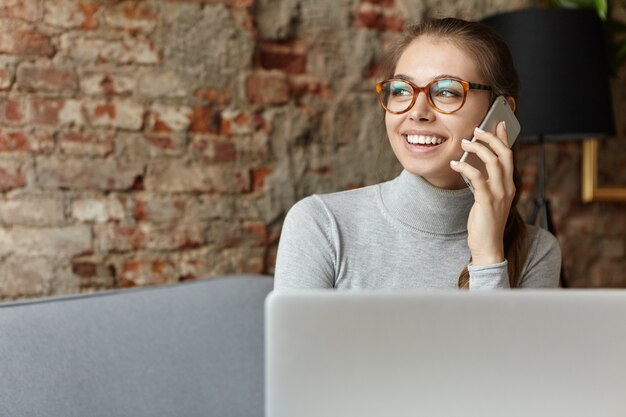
[{"xmin": 404, "ymin": 134, "xmax": 447, "ymax": 145}]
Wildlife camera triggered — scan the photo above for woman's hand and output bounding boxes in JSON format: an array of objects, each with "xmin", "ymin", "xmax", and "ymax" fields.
[{"xmin": 449, "ymin": 122, "xmax": 515, "ymax": 265}]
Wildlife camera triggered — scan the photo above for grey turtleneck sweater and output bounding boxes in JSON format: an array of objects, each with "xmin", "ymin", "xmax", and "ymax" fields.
[{"xmin": 274, "ymin": 170, "xmax": 561, "ymax": 290}]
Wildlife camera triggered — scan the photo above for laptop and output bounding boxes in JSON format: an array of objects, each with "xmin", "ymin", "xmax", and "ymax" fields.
[{"xmin": 265, "ymin": 289, "xmax": 626, "ymax": 417}]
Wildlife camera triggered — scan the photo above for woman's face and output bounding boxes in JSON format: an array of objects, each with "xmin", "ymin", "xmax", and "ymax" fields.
[{"xmin": 385, "ymin": 36, "xmax": 491, "ymax": 189}]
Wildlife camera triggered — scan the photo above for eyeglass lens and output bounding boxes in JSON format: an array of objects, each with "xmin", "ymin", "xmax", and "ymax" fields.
[{"xmin": 379, "ymin": 79, "xmax": 466, "ymax": 113}]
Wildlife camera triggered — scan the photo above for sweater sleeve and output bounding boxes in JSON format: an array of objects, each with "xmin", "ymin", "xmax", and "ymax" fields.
[
  {"xmin": 518, "ymin": 226, "xmax": 561, "ymax": 288},
  {"xmin": 273, "ymin": 196, "xmax": 337, "ymax": 290},
  {"xmin": 467, "ymin": 226, "xmax": 562, "ymax": 289},
  {"xmin": 468, "ymin": 260, "xmax": 510, "ymax": 289}
]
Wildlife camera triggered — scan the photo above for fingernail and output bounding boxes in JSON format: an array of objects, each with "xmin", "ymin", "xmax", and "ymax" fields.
[
  {"xmin": 474, "ymin": 127, "xmax": 485, "ymax": 133},
  {"xmin": 501, "ymin": 121, "xmax": 507, "ymax": 130},
  {"xmin": 462, "ymin": 138, "xmax": 472, "ymax": 144},
  {"xmin": 450, "ymin": 160, "xmax": 459, "ymax": 166}
]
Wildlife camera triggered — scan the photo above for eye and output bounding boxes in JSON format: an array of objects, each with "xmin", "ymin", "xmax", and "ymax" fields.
[
  {"xmin": 434, "ymin": 89, "xmax": 461, "ymax": 98},
  {"xmin": 389, "ymin": 82, "xmax": 412, "ymax": 97},
  {"xmin": 431, "ymin": 80, "xmax": 464, "ymax": 100}
]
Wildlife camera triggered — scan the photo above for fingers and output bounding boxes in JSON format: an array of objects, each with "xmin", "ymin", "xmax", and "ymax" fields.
[
  {"xmin": 450, "ymin": 122, "xmax": 515, "ymax": 199},
  {"xmin": 450, "ymin": 158, "xmax": 487, "ymax": 193},
  {"xmin": 474, "ymin": 123, "xmax": 515, "ymax": 182},
  {"xmin": 459, "ymin": 137, "xmax": 504, "ymax": 194}
]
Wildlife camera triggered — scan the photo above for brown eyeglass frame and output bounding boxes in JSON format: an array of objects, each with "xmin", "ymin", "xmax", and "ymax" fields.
[{"xmin": 375, "ymin": 78, "xmax": 493, "ymax": 115}]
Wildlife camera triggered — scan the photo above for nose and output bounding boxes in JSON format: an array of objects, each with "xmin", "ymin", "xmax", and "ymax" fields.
[{"xmin": 408, "ymin": 89, "xmax": 435, "ymax": 121}]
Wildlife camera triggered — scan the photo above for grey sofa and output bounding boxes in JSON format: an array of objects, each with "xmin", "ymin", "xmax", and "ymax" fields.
[{"xmin": 0, "ymin": 274, "xmax": 274, "ymax": 417}]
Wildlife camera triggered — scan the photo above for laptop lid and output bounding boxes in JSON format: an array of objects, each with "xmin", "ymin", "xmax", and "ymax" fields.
[{"xmin": 265, "ymin": 290, "xmax": 626, "ymax": 417}]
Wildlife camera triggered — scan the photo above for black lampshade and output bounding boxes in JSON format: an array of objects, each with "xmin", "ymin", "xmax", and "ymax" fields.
[{"xmin": 482, "ymin": 8, "xmax": 615, "ymax": 142}]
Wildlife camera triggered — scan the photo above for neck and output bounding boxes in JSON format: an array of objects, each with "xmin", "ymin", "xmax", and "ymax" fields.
[{"xmin": 380, "ymin": 170, "xmax": 474, "ymax": 235}]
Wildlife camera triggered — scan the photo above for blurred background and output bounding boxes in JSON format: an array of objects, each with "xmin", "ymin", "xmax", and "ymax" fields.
[{"xmin": 0, "ymin": 0, "xmax": 624, "ymax": 299}]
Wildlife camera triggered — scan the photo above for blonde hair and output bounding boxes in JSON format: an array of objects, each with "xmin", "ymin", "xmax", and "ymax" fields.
[{"xmin": 381, "ymin": 18, "xmax": 529, "ymax": 288}]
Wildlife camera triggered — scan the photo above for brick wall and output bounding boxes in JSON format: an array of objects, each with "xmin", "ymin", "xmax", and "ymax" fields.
[{"xmin": 0, "ymin": 0, "xmax": 624, "ymax": 299}]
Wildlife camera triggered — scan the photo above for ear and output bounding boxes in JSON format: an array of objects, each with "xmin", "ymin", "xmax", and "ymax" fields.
[{"xmin": 506, "ymin": 96, "xmax": 517, "ymax": 113}]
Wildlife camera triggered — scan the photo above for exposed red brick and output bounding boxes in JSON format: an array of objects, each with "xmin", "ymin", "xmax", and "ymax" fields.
[
  {"xmin": 234, "ymin": 113, "xmax": 248, "ymax": 126},
  {"xmin": 106, "ymin": 2, "xmax": 157, "ymax": 34},
  {"xmin": 309, "ymin": 166, "xmax": 333, "ymax": 175},
  {"xmin": 119, "ymin": 260, "xmax": 141, "ymax": 285},
  {"xmin": 259, "ymin": 40, "xmax": 307, "ymax": 74},
  {"xmin": 130, "ymin": 175, "xmax": 144, "ymax": 191},
  {"xmin": 146, "ymin": 135, "xmax": 176, "ymax": 150},
  {"xmin": 251, "ymin": 167, "xmax": 271, "ymax": 191},
  {"xmin": 0, "ymin": 164, "xmax": 25, "ymax": 191},
  {"xmin": 133, "ymin": 200, "xmax": 147, "ymax": 221},
  {"xmin": 0, "ymin": 131, "xmax": 28, "ymax": 152},
  {"xmin": 82, "ymin": 99, "xmax": 144, "ymax": 130},
  {"xmin": 225, "ymin": 0, "xmax": 255, "ymax": 7},
  {"xmin": 94, "ymin": 102, "xmax": 116, "ymax": 119},
  {"xmin": 3, "ymin": 98, "xmax": 29, "ymax": 124},
  {"xmin": 362, "ymin": 0, "xmax": 395, "ymax": 6},
  {"xmin": 201, "ymin": 139, "xmax": 237, "ymax": 163},
  {"xmin": 114, "ymin": 224, "xmax": 146, "ymax": 249},
  {"xmin": 219, "ymin": 118, "xmax": 232, "ymax": 135},
  {"xmin": 17, "ymin": 65, "xmax": 78, "ymax": 91},
  {"xmin": 72, "ymin": 262, "xmax": 97, "ymax": 278},
  {"xmin": 194, "ymin": 87, "xmax": 233, "ymax": 105},
  {"xmin": 58, "ymin": 131, "xmax": 114, "ymax": 156},
  {"xmin": 344, "ymin": 182, "xmax": 364, "ymax": 190},
  {"xmin": 190, "ymin": 106, "xmax": 218, "ymax": 134},
  {"xmin": 243, "ymin": 221, "xmax": 268, "ymax": 246},
  {"xmin": 151, "ymin": 259, "xmax": 170, "ymax": 274},
  {"xmin": 119, "ymin": 258, "xmax": 176, "ymax": 287},
  {"xmin": 289, "ymin": 75, "xmax": 332, "ymax": 100},
  {"xmin": 122, "ymin": 3, "xmax": 156, "ymax": 20},
  {"xmin": 100, "ymin": 75, "xmax": 116, "ymax": 95},
  {"xmin": 146, "ymin": 105, "xmax": 191, "ymax": 133},
  {"xmin": 216, "ymin": 140, "xmax": 237, "ymax": 162},
  {"xmin": 29, "ymin": 128, "xmax": 55, "ymax": 154},
  {"xmin": 253, "ymin": 112, "xmax": 270, "ymax": 133},
  {"xmin": 246, "ymin": 70, "xmax": 290, "ymax": 105},
  {"xmin": 31, "ymin": 98, "xmax": 64, "ymax": 125},
  {"xmin": 150, "ymin": 115, "xmax": 172, "ymax": 132},
  {"xmin": 356, "ymin": 11, "xmax": 404, "ymax": 32},
  {"xmin": 118, "ymin": 277, "xmax": 135, "ymax": 287},
  {"xmin": 3, "ymin": 29, "xmax": 55, "ymax": 56},
  {"xmin": 178, "ymin": 274, "xmax": 197, "ymax": 282},
  {"xmin": 78, "ymin": 3, "xmax": 99, "ymax": 29},
  {"xmin": 0, "ymin": 0, "xmax": 38, "ymax": 21}
]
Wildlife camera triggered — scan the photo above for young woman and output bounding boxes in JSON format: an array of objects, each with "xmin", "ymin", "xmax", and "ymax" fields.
[{"xmin": 274, "ymin": 18, "xmax": 561, "ymax": 290}]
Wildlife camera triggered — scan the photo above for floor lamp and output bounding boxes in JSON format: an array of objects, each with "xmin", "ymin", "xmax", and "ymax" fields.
[{"xmin": 482, "ymin": 9, "xmax": 616, "ymax": 286}]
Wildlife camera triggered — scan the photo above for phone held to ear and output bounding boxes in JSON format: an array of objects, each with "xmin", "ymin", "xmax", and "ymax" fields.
[{"xmin": 459, "ymin": 96, "xmax": 520, "ymax": 193}]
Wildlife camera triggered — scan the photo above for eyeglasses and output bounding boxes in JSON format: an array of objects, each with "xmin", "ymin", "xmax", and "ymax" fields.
[{"xmin": 375, "ymin": 78, "xmax": 493, "ymax": 114}]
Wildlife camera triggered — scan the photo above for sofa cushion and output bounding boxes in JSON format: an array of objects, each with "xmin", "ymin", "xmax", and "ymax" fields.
[{"xmin": 0, "ymin": 275, "xmax": 273, "ymax": 417}]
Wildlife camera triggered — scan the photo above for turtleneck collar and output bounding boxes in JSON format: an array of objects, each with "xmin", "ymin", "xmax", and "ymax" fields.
[{"xmin": 379, "ymin": 169, "xmax": 474, "ymax": 236}]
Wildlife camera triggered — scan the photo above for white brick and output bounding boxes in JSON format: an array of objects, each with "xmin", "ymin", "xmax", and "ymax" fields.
[
  {"xmin": 71, "ymin": 196, "xmax": 126, "ymax": 223},
  {"xmin": 0, "ymin": 225, "xmax": 92, "ymax": 258},
  {"xmin": 0, "ymin": 192, "xmax": 65, "ymax": 226}
]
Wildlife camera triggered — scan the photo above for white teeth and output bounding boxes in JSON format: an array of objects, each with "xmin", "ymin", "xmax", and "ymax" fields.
[{"xmin": 406, "ymin": 135, "xmax": 445, "ymax": 145}]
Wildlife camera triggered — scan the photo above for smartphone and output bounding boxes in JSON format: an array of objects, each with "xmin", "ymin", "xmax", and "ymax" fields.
[{"xmin": 459, "ymin": 96, "xmax": 520, "ymax": 193}]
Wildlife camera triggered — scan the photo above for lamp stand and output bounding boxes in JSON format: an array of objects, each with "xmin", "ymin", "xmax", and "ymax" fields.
[
  {"xmin": 527, "ymin": 135, "xmax": 554, "ymax": 230},
  {"xmin": 526, "ymin": 135, "xmax": 566, "ymax": 287}
]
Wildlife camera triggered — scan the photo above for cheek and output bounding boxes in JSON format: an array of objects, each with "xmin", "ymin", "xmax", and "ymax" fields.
[
  {"xmin": 449, "ymin": 119, "xmax": 475, "ymax": 138},
  {"xmin": 448, "ymin": 108, "xmax": 488, "ymax": 138},
  {"xmin": 385, "ymin": 113, "xmax": 401, "ymax": 134}
]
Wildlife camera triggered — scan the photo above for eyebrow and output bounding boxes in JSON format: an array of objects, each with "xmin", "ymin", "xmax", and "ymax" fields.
[{"xmin": 393, "ymin": 73, "xmax": 464, "ymax": 83}]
